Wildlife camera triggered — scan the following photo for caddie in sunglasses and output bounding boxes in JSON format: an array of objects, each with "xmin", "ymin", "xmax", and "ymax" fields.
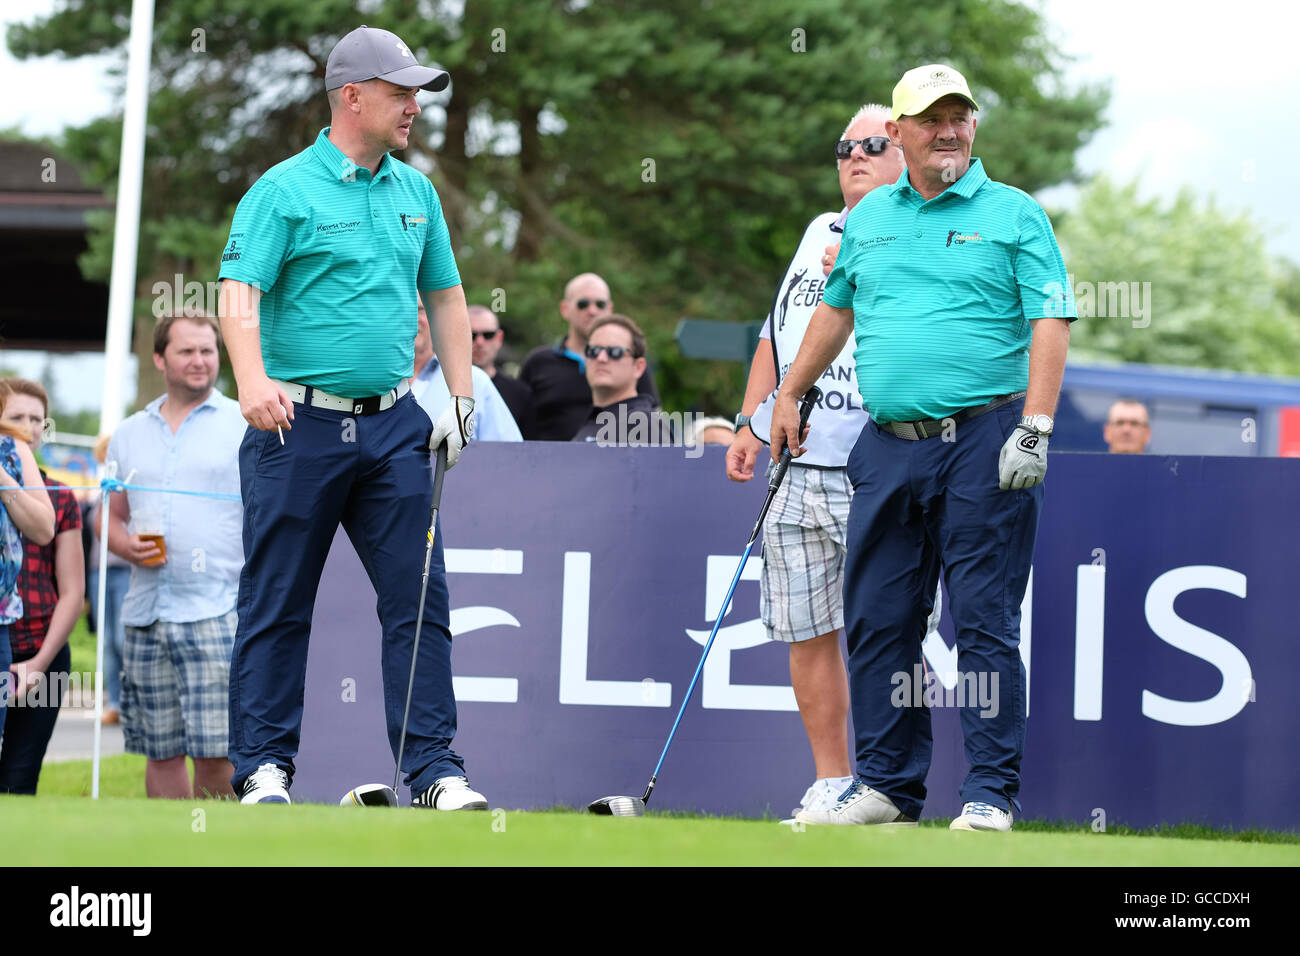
[{"xmin": 834, "ymin": 136, "xmax": 893, "ymax": 159}]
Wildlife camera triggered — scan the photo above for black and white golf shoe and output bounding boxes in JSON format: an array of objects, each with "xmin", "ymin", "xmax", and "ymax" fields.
[
  {"xmin": 413, "ymin": 776, "xmax": 489, "ymax": 811},
  {"xmin": 241, "ymin": 763, "xmax": 292, "ymax": 804}
]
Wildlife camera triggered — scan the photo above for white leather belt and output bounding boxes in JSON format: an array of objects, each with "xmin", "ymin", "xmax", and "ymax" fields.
[{"xmin": 274, "ymin": 379, "xmax": 410, "ymax": 416}]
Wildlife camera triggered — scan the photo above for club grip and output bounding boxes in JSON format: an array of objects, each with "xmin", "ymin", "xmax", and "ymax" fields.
[
  {"xmin": 431, "ymin": 443, "xmax": 448, "ymax": 510},
  {"xmin": 796, "ymin": 386, "xmax": 819, "ymax": 434},
  {"xmin": 770, "ymin": 386, "xmax": 821, "ymax": 489}
]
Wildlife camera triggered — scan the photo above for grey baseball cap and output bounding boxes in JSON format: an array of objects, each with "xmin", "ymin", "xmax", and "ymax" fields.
[{"xmin": 325, "ymin": 25, "xmax": 450, "ymax": 93}]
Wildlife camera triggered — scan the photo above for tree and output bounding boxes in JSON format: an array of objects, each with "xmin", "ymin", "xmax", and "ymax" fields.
[
  {"xmin": 9, "ymin": 0, "xmax": 1107, "ymax": 412},
  {"xmin": 1056, "ymin": 177, "xmax": 1300, "ymax": 376}
]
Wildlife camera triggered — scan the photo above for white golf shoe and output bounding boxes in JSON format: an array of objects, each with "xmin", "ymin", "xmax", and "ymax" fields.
[
  {"xmin": 949, "ymin": 801, "xmax": 1013, "ymax": 831},
  {"xmin": 240, "ymin": 763, "xmax": 291, "ymax": 804},
  {"xmin": 795, "ymin": 780, "xmax": 915, "ymax": 826},
  {"xmin": 414, "ymin": 775, "xmax": 489, "ymax": 811},
  {"xmin": 780, "ymin": 776, "xmax": 853, "ymax": 825}
]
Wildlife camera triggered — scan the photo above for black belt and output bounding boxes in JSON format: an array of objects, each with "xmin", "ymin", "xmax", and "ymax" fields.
[{"xmin": 879, "ymin": 391, "xmax": 1026, "ymax": 441}]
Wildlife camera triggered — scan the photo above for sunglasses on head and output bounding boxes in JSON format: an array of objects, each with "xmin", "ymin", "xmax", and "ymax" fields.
[
  {"xmin": 835, "ymin": 136, "xmax": 893, "ymax": 159},
  {"xmin": 470, "ymin": 329, "xmax": 500, "ymax": 341},
  {"xmin": 584, "ymin": 344, "xmax": 635, "ymax": 360},
  {"xmin": 575, "ymin": 298, "xmax": 608, "ymax": 311}
]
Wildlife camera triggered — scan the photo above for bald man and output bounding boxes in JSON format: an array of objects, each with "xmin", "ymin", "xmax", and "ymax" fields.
[
  {"xmin": 1104, "ymin": 399, "xmax": 1151, "ymax": 454},
  {"xmin": 519, "ymin": 273, "xmax": 659, "ymax": 440}
]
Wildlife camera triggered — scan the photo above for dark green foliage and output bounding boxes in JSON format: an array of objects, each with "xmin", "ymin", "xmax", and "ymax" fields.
[{"xmin": 10, "ymin": 0, "xmax": 1106, "ymax": 412}]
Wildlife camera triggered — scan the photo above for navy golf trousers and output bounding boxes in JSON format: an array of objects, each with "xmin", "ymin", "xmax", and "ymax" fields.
[
  {"xmin": 228, "ymin": 391, "xmax": 464, "ymax": 796},
  {"xmin": 843, "ymin": 396, "xmax": 1041, "ymax": 819}
]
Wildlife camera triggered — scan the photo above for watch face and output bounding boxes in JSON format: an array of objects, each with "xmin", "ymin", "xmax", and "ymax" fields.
[{"xmin": 1031, "ymin": 415, "xmax": 1053, "ymax": 434}]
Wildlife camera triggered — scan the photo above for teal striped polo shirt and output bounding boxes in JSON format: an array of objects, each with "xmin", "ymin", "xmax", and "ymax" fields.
[
  {"xmin": 822, "ymin": 158, "xmax": 1076, "ymax": 423},
  {"xmin": 219, "ymin": 128, "xmax": 461, "ymax": 397}
]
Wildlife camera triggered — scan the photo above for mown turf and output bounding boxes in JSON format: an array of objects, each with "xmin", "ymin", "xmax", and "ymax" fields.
[
  {"xmin": 39, "ymin": 753, "xmax": 147, "ymax": 799},
  {"xmin": 18, "ymin": 757, "xmax": 1300, "ymax": 866}
]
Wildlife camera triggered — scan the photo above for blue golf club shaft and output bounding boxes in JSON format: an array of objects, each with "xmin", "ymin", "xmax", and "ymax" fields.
[
  {"xmin": 649, "ymin": 534, "xmax": 759, "ymax": 782},
  {"xmin": 639, "ymin": 386, "xmax": 820, "ymax": 806}
]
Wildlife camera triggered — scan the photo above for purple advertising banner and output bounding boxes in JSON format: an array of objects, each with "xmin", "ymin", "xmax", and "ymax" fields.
[{"xmin": 296, "ymin": 444, "xmax": 1300, "ymax": 830}]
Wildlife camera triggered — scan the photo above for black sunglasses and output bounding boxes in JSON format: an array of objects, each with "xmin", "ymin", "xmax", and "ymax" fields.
[
  {"xmin": 575, "ymin": 298, "xmax": 608, "ymax": 310},
  {"xmin": 584, "ymin": 344, "xmax": 635, "ymax": 360},
  {"xmin": 470, "ymin": 330, "xmax": 500, "ymax": 341},
  {"xmin": 834, "ymin": 136, "xmax": 893, "ymax": 159}
]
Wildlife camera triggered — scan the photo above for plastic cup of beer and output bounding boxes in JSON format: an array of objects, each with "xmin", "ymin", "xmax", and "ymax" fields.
[{"xmin": 131, "ymin": 510, "xmax": 167, "ymax": 566}]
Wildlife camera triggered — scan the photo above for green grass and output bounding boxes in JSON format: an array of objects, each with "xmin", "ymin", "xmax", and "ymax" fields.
[
  {"xmin": 22, "ymin": 756, "xmax": 1300, "ymax": 866},
  {"xmin": 39, "ymin": 753, "xmax": 148, "ymax": 799}
]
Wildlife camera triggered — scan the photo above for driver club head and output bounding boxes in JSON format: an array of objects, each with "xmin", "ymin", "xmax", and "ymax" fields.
[
  {"xmin": 587, "ymin": 795, "xmax": 646, "ymax": 817},
  {"xmin": 341, "ymin": 783, "xmax": 399, "ymax": 807}
]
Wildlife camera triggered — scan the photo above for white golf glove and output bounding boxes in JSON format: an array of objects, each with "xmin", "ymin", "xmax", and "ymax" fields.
[
  {"xmin": 997, "ymin": 425, "xmax": 1048, "ymax": 490},
  {"xmin": 430, "ymin": 395, "xmax": 475, "ymax": 468}
]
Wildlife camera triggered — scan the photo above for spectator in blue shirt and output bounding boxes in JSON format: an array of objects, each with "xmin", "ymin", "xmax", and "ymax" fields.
[
  {"xmin": 412, "ymin": 299, "xmax": 522, "ymax": 442},
  {"xmin": 106, "ymin": 312, "xmax": 247, "ymax": 799}
]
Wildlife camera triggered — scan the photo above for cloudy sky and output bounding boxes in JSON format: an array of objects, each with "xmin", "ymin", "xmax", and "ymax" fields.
[{"xmin": 0, "ymin": 0, "xmax": 1294, "ymax": 413}]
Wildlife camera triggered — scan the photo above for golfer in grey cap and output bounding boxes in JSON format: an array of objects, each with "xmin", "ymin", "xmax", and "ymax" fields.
[
  {"xmin": 218, "ymin": 26, "xmax": 485, "ymax": 810},
  {"xmin": 325, "ymin": 24, "xmax": 450, "ymax": 93}
]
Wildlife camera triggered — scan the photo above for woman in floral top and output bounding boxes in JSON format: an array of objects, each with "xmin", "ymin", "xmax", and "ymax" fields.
[{"xmin": 0, "ymin": 389, "xmax": 56, "ymax": 744}]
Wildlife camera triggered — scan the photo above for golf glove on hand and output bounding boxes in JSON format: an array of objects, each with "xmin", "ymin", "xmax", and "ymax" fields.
[
  {"xmin": 998, "ymin": 425, "xmax": 1048, "ymax": 490},
  {"xmin": 430, "ymin": 395, "xmax": 475, "ymax": 468}
]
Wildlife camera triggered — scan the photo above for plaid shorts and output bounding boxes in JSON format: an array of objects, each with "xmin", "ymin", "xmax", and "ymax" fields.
[
  {"xmin": 121, "ymin": 609, "xmax": 237, "ymax": 760},
  {"xmin": 760, "ymin": 465, "xmax": 852, "ymax": 643}
]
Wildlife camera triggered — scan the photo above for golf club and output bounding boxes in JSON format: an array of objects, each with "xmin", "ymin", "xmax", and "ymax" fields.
[
  {"xmin": 340, "ymin": 782, "xmax": 400, "ymax": 807},
  {"xmin": 588, "ymin": 386, "xmax": 821, "ymax": 816},
  {"xmin": 342, "ymin": 443, "xmax": 448, "ymax": 809},
  {"xmin": 393, "ymin": 442, "xmax": 450, "ymax": 800}
]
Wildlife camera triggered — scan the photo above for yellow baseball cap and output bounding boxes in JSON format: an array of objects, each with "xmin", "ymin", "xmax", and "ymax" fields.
[{"xmin": 891, "ymin": 64, "xmax": 979, "ymax": 121}]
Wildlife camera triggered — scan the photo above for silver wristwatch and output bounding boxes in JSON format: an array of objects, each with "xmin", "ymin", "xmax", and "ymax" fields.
[
  {"xmin": 734, "ymin": 413, "xmax": 751, "ymax": 434},
  {"xmin": 1020, "ymin": 414, "xmax": 1054, "ymax": 436}
]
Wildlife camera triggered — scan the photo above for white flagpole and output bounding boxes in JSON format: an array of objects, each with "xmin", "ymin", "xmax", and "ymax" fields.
[{"xmin": 99, "ymin": 0, "xmax": 157, "ymax": 436}]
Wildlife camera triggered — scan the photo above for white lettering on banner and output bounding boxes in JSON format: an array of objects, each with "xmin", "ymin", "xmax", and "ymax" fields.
[
  {"xmin": 437, "ymin": 550, "xmax": 1254, "ymax": 727},
  {"xmin": 921, "ymin": 568, "xmax": 1032, "ymax": 717},
  {"xmin": 1074, "ymin": 564, "xmax": 1106, "ymax": 720},
  {"xmin": 446, "ymin": 549, "xmax": 523, "ymax": 703},
  {"xmin": 684, "ymin": 554, "xmax": 797, "ymax": 711},
  {"xmin": 1022, "ymin": 568, "xmax": 1032, "ymax": 718},
  {"xmin": 559, "ymin": 552, "xmax": 672, "ymax": 707},
  {"xmin": 1142, "ymin": 566, "xmax": 1252, "ymax": 727}
]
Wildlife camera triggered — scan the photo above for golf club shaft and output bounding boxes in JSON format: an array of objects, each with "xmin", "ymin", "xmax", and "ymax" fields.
[
  {"xmin": 394, "ymin": 444, "xmax": 449, "ymax": 795},
  {"xmin": 641, "ymin": 387, "xmax": 819, "ymax": 804},
  {"xmin": 647, "ymin": 533, "xmax": 760, "ymax": 789}
]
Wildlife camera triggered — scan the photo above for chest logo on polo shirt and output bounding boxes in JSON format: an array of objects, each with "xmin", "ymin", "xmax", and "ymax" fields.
[
  {"xmin": 400, "ymin": 213, "xmax": 428, "ymax": 231},
  {"xmin": 946, "ymin": 230, "xmax": 983, "ymax": 246},
  {"xmin": 850, "ymin": 234, "xmax": 898, "ymax": 252},
  {"xmin": 317, "ymin": 220, "xmax": 362, "ymax": 235}
]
